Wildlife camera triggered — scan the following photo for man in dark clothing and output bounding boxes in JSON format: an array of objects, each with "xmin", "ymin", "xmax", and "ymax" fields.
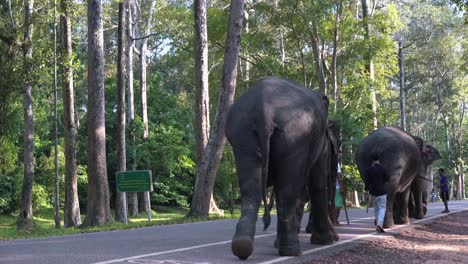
[
  {"xmin": 438, "ymin": 168, "xmax": 450, "ymax": 213},
  {"xmin": 365, "ymin": 156, "xmax": 389, "ymax": 233}
]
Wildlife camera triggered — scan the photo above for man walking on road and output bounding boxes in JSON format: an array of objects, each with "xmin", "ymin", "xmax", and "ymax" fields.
[
  {"xmin": 365, "ymin": 155, "xmax": 389, "ymax": 233},
  {"xmin": 438, "ymin": 168, "xmax": 450, "ymax": 213}
]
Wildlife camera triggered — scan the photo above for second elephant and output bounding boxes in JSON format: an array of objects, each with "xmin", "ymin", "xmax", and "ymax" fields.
[{"xmin": 356, "ymin": 126, "xmax": 440, "ymax": 228}]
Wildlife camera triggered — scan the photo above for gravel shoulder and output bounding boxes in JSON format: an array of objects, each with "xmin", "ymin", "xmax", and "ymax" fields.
[{"xmin": 303, "ymin": 210, "xmax": 468, "ymax": 264}]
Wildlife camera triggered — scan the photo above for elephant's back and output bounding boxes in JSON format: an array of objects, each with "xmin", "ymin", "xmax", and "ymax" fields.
[
  {"xmin": 226, "ymin": 76, "xmax": 327, "ymax": 139},
  {"xmin": 356, "ymin": 126, "xmax": 421, "ymax": 182}
]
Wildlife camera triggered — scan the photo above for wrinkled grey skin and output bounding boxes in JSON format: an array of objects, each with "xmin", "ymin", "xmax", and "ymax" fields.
[
  {"xmin": 408, "ymin": 143, "xmax": 440, "ymax": 219},
  {"xmin": 356, "ymin": 126, "xmax": 440, "ymax": 228},
  {"xmin": 295, "ymin": 122, "xmax": 340, "ymax": 234},
  {"xmin": 226, "ymin": 77, "xmax": 337, "ymax": 260}
]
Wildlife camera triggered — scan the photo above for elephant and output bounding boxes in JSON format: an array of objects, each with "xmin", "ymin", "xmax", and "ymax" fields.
[
  {"xmin": 356, "ymin": 126, "xmax": 440, "ymax": 228},
  {"xmin": 226, "ymin": 77, "xmax": 338, "ymax": 260}
]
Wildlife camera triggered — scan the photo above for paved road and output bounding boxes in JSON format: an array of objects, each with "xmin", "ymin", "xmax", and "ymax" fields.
[{"xmin": 1, "ymin": 200, "xmax": 467, "ymax": 264}]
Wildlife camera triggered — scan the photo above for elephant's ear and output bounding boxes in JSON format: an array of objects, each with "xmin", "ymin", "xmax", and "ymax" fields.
[
  {"xmin": 327, "ymin": 121, "xmax": 341, "ymax": 154},
  {"xmin": 321, "ymin": 95, "xmax": 329, "ymax": 111},
  {"xmin": 412, "ymin": 136, "xmax": 426, "ymax": 152},
  {"xmin": 423, "ymin": 145, "xmax": 441, "ymax": 165}
]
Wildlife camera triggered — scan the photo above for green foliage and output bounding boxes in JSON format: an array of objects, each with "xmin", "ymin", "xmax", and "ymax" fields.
[
  {"xmin": 0, "ymin": 169, "xmax": 22, "ymax": 214},
  {"xmin": 0, "ymin": 206, "xmax": 232, "ymax": 240},
  {"xmin": 0, "ymin": 137, "xmax": 21, "ymax": 214},
  {"xmin": 32, "ymin": 184, "xmax": 51, "ymax": 211},
  {"xmin": 341, "ymin": 164, "xmax": 364, "ymax": 192},
  {"xmin": 0, "ymin": 137, "xmax": 17, "ymax": 175},
  {"xmin": 214, "ymin": 146, "xmax": 239, "ymax": 208},
  {"xmin": 77, "ymin": 168, "xmax": 88, "ymax": 213}
]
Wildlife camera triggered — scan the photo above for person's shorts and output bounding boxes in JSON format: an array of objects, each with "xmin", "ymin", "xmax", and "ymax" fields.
[
  {"xmin": 335, "ymin": 190, "xmax": 343, "ymax": 208},
  {"xmin": 440, "ymin": 191, "xmax": 449, "ymax": 202}
]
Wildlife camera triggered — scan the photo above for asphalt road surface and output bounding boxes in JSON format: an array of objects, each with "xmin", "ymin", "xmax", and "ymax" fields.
[{"xmin": 1, "ymin": 200, "xmax": 467, "ymax": 264}]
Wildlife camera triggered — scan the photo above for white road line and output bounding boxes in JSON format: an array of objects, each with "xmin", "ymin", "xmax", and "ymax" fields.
[
  {"xmin": 258, "ymin": 208, "xmax": 468, "ymax": 264},
  {"xmin": 91, "ymin": 233, "xmax": 275, "ymax": 264},
  {"xmin": 94, "ymin": 206, "xmax": 468, "ymax": 264}
]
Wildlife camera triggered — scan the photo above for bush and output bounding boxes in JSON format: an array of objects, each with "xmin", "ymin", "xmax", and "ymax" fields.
[
  {"xmin": 0, "ymin": 172, "xmax": 22, "ymax": 214},
  {"xmin": 77, "ymin": 165, "xmax": 88, "ymax": 213},
  {"xmin": 342, "ymin": 164, "xmax": 364, "ymax": 192},
  {"xmin": 32, "ymin": 184, "xmax": 50, "ymax": 210},
  {"xmin": 152, "ymin": 181, "xmax": 190, "ymax": 207}
]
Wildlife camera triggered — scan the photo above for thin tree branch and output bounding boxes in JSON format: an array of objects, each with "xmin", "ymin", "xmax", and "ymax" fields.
[{"xmin": 131, "ymin": 32, "xmax": 161, "ymax": 41}]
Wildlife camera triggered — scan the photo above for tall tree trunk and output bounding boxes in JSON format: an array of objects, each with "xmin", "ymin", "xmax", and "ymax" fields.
[
  {"xmin": 61, "ymin": 0, "xmax": 81, "ymax": 228},
  {"xmin": 53, "ymin": 0, "xmax": 61, "ymax": 229},
  {"xmin": 297, "ymin": 2, "xmax": 326, "ymax": 94},
  {"xmin": 332, "ymin": 0, "xmax": 343, "ymax": 111},
  {"xmin": 194, "ymin": 0, "xmax": 210, "ymax": 166},
  {"xmin": 456, "ymin": 101, "xmax": 465, "ymax": 199},
  {"xmin": 115, "ymin": 0, "xmax": 127, "ymax": 223},
  {"xmin": 398, "ymin": 41, "xmax": 406, "ymax": 131},
  {"xmin": 190, "ymin": 0, "xmax": 244, "ymax": 217},
  {"xmin": 193, "ymin": 0, "xmax": 223, "ymax": 216},
  {"xmin": 137, "ymin": 0, "xmax": 156, "ymax": 214},
  {"xmin": 127, "ymin": 0, "xmax": 138, "ymax": 216},
  {"xmin": 82, "ymin": 0, "xmax": 113, "ymax": 227},
  {"xmin": 309, "ymin": 22, "xmax": 326, "ymax": 94},
  {"xmin": 244, "ymin": 8, "xmax": 250, "ymax": 83},
  {"xmin": 17, "ymin": 0, "xmax": 35, "ymax": 231},
  {"xmin": 139, "ymin": 0, "xmax": 155, "ymax": 140},
  {"xmin": 361, "ymin": 0, "xmax": 377, "ymax": 129}
]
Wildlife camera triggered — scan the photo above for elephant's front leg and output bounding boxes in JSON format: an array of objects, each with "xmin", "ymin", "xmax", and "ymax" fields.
[{"xmin": 231, "ymin": 156, "xmax": 262, "ymax": 260}]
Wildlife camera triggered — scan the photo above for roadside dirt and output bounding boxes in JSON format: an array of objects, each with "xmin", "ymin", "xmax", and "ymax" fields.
[{"xmin": 304, "ymin": 210, "xmax": 468, "ymax": 264}]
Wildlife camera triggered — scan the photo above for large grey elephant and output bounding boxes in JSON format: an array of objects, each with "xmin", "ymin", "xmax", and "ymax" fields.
[
  {"xmin": 226, "ymin": 77, "xmax": 337, "ymax": 260},
  {"xmin": 356, "ymin": 126, "xmax": 440, "ymax": 228}
]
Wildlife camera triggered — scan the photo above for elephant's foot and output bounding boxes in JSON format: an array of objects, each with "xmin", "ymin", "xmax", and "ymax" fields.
[
  {"xmin": 415, "ymin": 210, "xmax": 425, "ymax": 219},
  {"xmin": 232, "ymin": 235, "xmax": 253, "ymax": 260},
  {"xmin": 305, "ymin": 223, "xmax": 313, "ymax": 234},
  {"xmin": 310, "ymin": 232, "xmax": 334, "ymax": 245},
  {"xmin": 394, "ymin": 216, "xmax": 409, "ymax": 225},
  {"xmin": 383, "ymin": 216, "xmax": 394, "ymax": 229},
  {"xmin": 278, "ymin": 242, "xmax": 301, "ymax": 256},
  {"xmin": 332, "ymin": 230, "xmax": 339, "ymax": 241}
]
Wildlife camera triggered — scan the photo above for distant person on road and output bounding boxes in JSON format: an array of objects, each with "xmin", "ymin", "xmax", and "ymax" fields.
[
  {"xmin": 365, "ymin": 155, "xmax": 389, "ymax": 233},
  {"xmin": 430, "ymin": 188, "xmax": 438, "ymax": 202},
  {"xmin": 438, "ymin": 168, "xmax": 450, "ymax": 213}
]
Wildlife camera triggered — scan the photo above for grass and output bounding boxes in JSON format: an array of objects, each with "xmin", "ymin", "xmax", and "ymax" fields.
[{"xmin": 0, "ymin": 206, "xmax": 243, "ymax": 240}]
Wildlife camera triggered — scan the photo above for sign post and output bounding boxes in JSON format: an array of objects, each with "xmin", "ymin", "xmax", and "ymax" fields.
[{"xmin": 116, "ymin": 170, "xmax": 153, "ymax": 223}]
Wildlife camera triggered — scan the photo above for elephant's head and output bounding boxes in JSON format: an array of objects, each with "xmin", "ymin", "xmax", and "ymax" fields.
[
  {"xmin": 412, "ymin": 136, "xmax": 441, "ymax": 167},
  {"xmin": 422, "ymin": 145, "xmax": 441, "ymax": 166}
]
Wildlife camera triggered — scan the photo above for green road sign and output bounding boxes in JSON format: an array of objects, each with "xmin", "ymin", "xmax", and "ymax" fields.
[{"xmin": 116, "ymin": 170, "xmax": 153, "ymax": 192}]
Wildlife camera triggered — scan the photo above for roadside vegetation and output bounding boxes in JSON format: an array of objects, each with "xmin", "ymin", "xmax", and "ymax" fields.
[{"xmin": 0, "ymin": 206, "xmax": 238, "ymax": 240}]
